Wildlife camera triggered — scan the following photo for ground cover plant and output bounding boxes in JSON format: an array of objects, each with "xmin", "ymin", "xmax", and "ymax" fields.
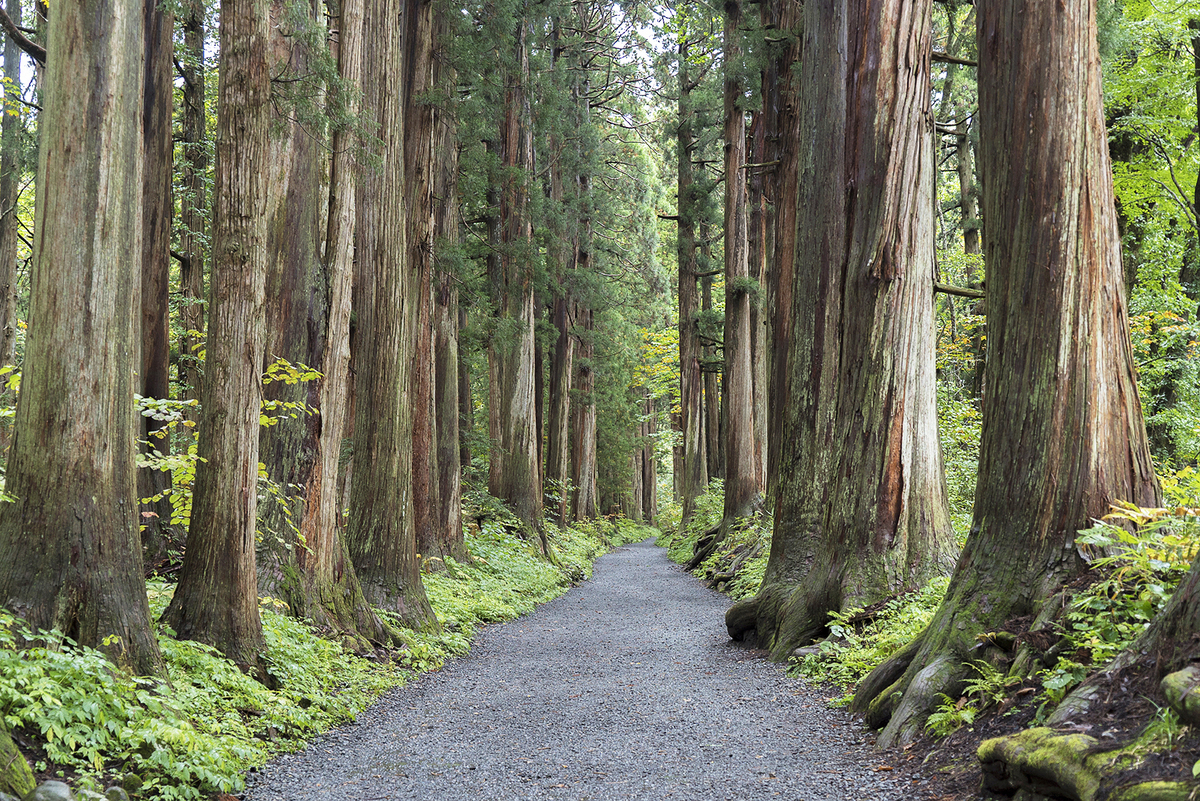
[{"xmin": 0, "ymin": 507, "xmax": 650, "ymax": 800}]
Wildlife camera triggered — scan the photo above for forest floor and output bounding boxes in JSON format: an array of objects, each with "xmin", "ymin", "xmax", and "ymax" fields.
[{"xmin": 239, "ymin": 539, "xmax": 953, "ymax": 801}]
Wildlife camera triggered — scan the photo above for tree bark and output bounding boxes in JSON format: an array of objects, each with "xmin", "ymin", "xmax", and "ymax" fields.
[
  {"xmin": 404, "ymin": 0, "xmax": 437, "ymax": 568},
  {"xmin": 0, "ymin": 0, "xmax": 22, "ymax": 382},
  {"xmin": 721, "ymin": 0, "xmax": 758, "ymax": 524},
  {"xmin": 726, "ymin": 0, "xmax": 956, "ymax": 659},
  {"xmin": 572, "ymin": 304, "xmax": 598, "ymax": 521},
  {"xmin": 488, "ymin": 18, "xmax": 546, "ymax": 542},
  {"xmin": 764, "ymin": 0, "xmax": 801, "ymax": 500},
  {"xmin": 138, "ymin": 0, "xmax": 176, "ymax": 568},
  {"xmin": 677, "ymin": 38, "xmax": 708, "ymax": 522},
  {"xmin": 163, "ymin": 0, "xmax": 273, "ymax": 675},
  {"xmin": 429, "ymin": 3, "xmax": 466, "ymax": 565},
  {"xmin": 854, "ymin": 0, "xmax": 1159, "ymax": 747},
  {"xmin": 255, "ymin": 0, "xmax": 328, "ymax": 613},
  {"xmin": 178, "ymin": 0, "xmax": 207, "ymax": 408},
  {"xmin": 346, "ymin": 0, "xmax": 437, "ymax": 628},
  {"xmin": 287, "ymin": 0, "xmax": 391, "ymax": 646},
  {"xmin": 0, "ymin": 0, "xmax": 162, "ymax": 675}
]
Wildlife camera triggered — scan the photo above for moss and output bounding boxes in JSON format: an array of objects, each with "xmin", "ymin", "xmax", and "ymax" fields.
[
  {"xmin": 0, "ymin": 726, "xmax": 34, "ymax": 798},
  {"xmin": 978, "ymin": 727, "xmax": 1102, "ymax": 800},
  {"xmin": 1108, "ymin": 781, "xmax": 1200, "ymax": 801},
  {"xmin": 1160, "ymin": 666, "xmax": 1200, "ymax": 727}
]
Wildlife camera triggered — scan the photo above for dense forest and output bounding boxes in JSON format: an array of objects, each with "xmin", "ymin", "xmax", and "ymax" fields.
[{"xmin": 1, "ymin": 0, "xmax": 1200, "ymax": 796}]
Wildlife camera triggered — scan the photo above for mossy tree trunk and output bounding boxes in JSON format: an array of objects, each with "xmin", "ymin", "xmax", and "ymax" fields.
[
  {"xmin": 345, "ymin": 0, "xmax": 437, "ymax": 629},
  {"xmin": 164, "ymin": 0, "xmax": 273, "ymax": 675},
  {"xmin": 0, "ymin": 0, "xmax": 162, "ymax": 675},
  {"xmin": 725, "ymin": 0, "xmax": 955, "ymax": 657},
  {"xmin": 853, "ymin": 0, "xmax": 1158, "ymax": 747}
]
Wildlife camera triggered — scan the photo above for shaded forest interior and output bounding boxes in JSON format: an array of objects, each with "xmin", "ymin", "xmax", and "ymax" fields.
[{"xmin": 2, "ymin": 0, "xmax": 1200, "ymax": 798}]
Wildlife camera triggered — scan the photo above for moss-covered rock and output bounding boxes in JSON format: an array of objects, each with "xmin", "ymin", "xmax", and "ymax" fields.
[
  {"xmin": 978, "ymin": 727, "xmax": 1102, "ymax": 800},
  {"xmin": 1160, "ymin": 666, "xmax": 1200, "ymax": 727},
  {"xmin": 0, "ymin": 726, "xmax": 33, "ymax": 799},
  {"xmin": 1108, "ymin": 781, "xmax": 1200, "ymax": 801}
]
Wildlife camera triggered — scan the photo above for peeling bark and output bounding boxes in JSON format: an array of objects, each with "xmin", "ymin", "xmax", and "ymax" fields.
[
  {"xmin": 726, "ymin": 0, "xmax": 955, "ymax": 660},
  {"xmin": 855, "ymin": 0, "xmax": 1158, "ymax": 747}
]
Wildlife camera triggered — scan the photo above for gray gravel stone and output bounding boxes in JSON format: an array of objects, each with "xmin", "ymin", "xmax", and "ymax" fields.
[{"xmin": 243, "ymin": 540, "xmax": 921, "ymax": 800}]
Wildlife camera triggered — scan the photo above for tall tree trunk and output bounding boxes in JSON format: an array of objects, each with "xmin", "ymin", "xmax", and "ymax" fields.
[
  {"xmin": 0, "ymin": 0, "xmax": 22, "ymax": 441},
  {"xmin": 139, "ymin": 0, "xmax": 176, "ymax": 568},
  {"xmin": 546, "ymin": 288, "xmax": 574, "ymax": 523},
  {"xmin": 0, "ymin": 0, "xmax": 162, "ymax": 674},
  {"xmin": 346, "ymin": 0, "xmax": 437, "ymax": 629},
  {"xmin": 458, "ymin": 305, "xmax": 473, "ymax": 473},
  {"xmin": 404, "ymin": 0, "xmax": 437, "ymax": 567},
  {"xmin": 163, "ymin": 0, "xmax": 273, "ymax": 675},
  {"xmin": 641, "ymin": 391, "xmax": 657, "ymax": 524},
  {"xmin": 290, "ymin": 0, "xmax": 391, "ymax": 645},
  {"xmin": 488, "ymin": 18, "xmax": 545, "ymax": 544},
  {"xmin": 572, "ymin": 304, "xmax": 598, "ymax": 521},
  {"xmin": 747, "ymin": 111, "xmax": 769, "ymax": 498},
  {"xmin": 702, "ymin": 270, "xmax": 723, "ymax": 482},
  {"xmin": 677, "ymin": 39, "xmax": 707, "ymax": 522},
  {"xmin": 721, "ymin": 0, "xmax": 758, "ymax": 523},
  {"xmin": 764, "ymin": 0, "xmax": 801, "ymax": 500},
  {"xmin": 256, "ymin": 0, "xmax": 328, "ymax": 609},
  {"xmin": 725, "ymin": 0, "xmax": 956, "ymax": 658},
  {"xmin": 854, "ymin": 0, "xmax": 1159, "ymax": 747},
  {"xmin": 178, "ymin": 0, "xmax": 207, "ymax": 407},
  {"xmin": 430, "ymin": 4, "xmax": 466, "ymax": 564}
]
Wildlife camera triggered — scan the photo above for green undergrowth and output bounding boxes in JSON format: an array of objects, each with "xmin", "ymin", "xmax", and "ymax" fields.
[
  {"xmin": 788, "ymin": 578, "xmax": 951, "ymax": 705},
  {"xmin": 0, "ymin": 510, "xmax": 653, "ymax": 800}
]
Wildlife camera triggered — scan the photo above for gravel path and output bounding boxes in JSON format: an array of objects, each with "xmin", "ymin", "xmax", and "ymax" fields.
[{"xmin": 243, "ymin": 539, "xmax": 930, "ymax": 801}]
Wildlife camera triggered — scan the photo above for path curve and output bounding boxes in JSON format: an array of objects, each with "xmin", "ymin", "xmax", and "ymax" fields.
[{"xmin": 244, "ymin": 540, "xmax": 928, "ymax": 800}]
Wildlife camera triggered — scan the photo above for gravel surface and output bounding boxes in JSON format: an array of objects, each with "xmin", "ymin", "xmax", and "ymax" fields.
[{"xmin": 242, "ymin": 539, "xmax": 931, "ymax": 800}]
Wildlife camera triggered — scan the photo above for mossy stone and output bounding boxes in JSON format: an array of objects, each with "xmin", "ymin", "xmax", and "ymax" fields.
[
  {"xmin": 1108, "ymin": 781, "xmax": 1200, "ymax": 801},
  {"xmin": 22, "ymin": 781, "xmax": 73, "ymax": 801},
  {"xmin": 978, "ymin": 726, "xmax": 1101, "ymax": 801},
  {"xmin": 0, "ymin": 727, "xmax": 33, "ymax": 799},
  {"xmin": 1160, "ymin": 666, "xmax": 1200, "ymax": 727}
]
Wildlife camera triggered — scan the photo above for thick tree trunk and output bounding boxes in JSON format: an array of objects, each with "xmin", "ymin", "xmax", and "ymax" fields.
[
  {"xmin": 345, "ymin": 0, "xmax": 437, "ymax": 629},
  {"xmin": 0, "ymin": 0, "xmax": 162, "ymax": 674},
  {"xmin": 677, "ymin": 40, "xmax": 707, "ymax": 522},
  {"xmin": 164, "ymin": 0, "xmax": 273, "ymax": 675},
  {"xmin": 178, "ymin": 0, "xmax": 207, "ymax": 407},
  {"xmin": 139, "ymin": 0, "xmax": 176, "ymax": 568},
  {"xmin": 854, "ymin": 0, "xmax": 1159, "ymax": 747},
  {"xmin": 725, "ymin": 0, "xmax": 955, "ymax": 658},
  {"xmin": 487, "ymin": 21, "xmax": 545, "ymax": 543},
  {"xmin": 458, "ymin": 306, "xmax": 473, "ymax": 474},
  {"xmin": 764, "ymin": 0, "xmax": 801, "ymax": 501}
]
